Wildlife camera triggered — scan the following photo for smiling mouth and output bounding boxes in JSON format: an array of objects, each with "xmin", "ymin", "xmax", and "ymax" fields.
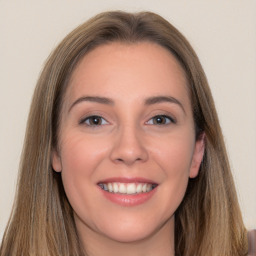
[{"xmin": 98, "ymin": 182, "xmax": 158, "ymax": 195}]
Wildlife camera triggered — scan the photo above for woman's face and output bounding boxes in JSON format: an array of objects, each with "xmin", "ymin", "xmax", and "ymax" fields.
[{"xmin": 52, "ymin": 42, "xmax": 204, "ymax": 243}]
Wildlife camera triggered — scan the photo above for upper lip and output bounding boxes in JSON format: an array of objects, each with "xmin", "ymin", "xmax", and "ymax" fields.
[{"xmin": 97, "ymin": 177, "xmax": 158, "ymax": 184}]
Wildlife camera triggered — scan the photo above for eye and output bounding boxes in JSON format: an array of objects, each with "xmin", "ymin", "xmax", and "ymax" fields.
[
  {"xmin": 146, "ymin": 115, "xmax": 175, "ymax": 125},
  {"xmin": 80, "ymin": 115, "xmax": 108, "ymax": 126}
]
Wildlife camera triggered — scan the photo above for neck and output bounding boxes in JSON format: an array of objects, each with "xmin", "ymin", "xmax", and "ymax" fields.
[{"xmin": 76, "ymin": 217, "xmax": 175, "ymax": 256}]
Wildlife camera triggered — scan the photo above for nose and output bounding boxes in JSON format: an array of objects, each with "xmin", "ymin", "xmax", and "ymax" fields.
[{"xmin": 110, "ymin": 125, "xmax": 148, "ymax": 166}]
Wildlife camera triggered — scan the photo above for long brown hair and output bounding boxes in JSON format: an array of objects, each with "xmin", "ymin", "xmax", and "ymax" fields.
[{"xmin": 0, "ymin": 11, "xmax": 248, "ymax": 256}]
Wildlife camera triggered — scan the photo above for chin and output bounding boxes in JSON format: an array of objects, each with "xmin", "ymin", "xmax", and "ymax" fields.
[
  {"xmin": 96, "ymin": 213, "xmax": 173, "ymax": 244},
  {"xmin": 102, "ymin": 225, "xmax": 155, "ymax": 243}
]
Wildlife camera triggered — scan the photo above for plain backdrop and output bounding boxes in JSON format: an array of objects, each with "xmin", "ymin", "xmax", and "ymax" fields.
[{"xmin": 0, "ymin": 1, "xmax": 256, "ymax": 239}]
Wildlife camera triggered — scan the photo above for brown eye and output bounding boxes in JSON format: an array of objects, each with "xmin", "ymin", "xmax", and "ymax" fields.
[
  {"xmin": 147, "ymin": 115, "xmax": 175, "ymax": 125},
  {"xmin": 81, "ymin": 115, "xmax": 108, "ymax": 126},
  {"xmin": 153, "ymin": 116, "xmax": 167, "ymax": 124}
]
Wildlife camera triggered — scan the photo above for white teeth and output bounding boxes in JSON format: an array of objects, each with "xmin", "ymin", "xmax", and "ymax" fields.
[
  {"xmin": 142, "ymin": 183, "xmax": 147, "ymax": 192},
  {"xmin": 113, "ymin": 182, "xmax": 119, "ymax": 193},
  {"xmin": 108, "ymin": 183, "xmax": 113, "ymax": 192},
  {"xmin": 119, "ymin": 183, "xmax": 127, "ymax": 193},
  {"xmin": 126, "ymin": 183, "xmax": 136, "ymax": 194},
  {"xmin": 99, "ymin": 182, "xmax": 156, "ymax": 194},
  {"xmin": 136, "ymin": 183, "xmax": 142, "ymax": 193}
]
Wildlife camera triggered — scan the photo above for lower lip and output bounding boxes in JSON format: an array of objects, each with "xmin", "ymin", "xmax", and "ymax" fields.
[{"xmin": 99, "ymin": 187, "xmax": 157, "ymax": 207}]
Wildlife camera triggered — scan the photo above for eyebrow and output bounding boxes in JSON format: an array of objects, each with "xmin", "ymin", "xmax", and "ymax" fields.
[
  {"xmin": 69, "ymin": 96, "xmax": 114, "ymax": 112},
  {"xmin": 69, "ymin": 95, "xmax": 185, "ymax": 113},
  {"xmin": 145, "ymin": 96, "xmax": 185, "ymax": 114}
]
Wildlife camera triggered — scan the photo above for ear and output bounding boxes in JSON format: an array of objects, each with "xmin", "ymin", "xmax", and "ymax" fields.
[
  {"xmin": 52, "ymin": 149, "xmax": 62, "ymax": 172},
  {"xmin": 189, "ymin": 133, "xmax": 205, "ymax": 178}
]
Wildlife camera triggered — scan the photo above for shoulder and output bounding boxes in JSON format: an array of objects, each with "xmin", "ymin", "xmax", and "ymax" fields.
[{"xmin": 248, "ymin": 229, "xmax": 256, "ymax": 256}]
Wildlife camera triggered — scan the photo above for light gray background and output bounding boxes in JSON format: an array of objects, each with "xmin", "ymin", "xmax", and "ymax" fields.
[{"xmin": 0, "ymin": 1, "xmax": 255, "ymax": 239}]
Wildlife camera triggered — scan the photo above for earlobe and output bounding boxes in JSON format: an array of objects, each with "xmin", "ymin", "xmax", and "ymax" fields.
[
  {"xmin": 52, "ymin": 150, "xmax": 62, "ymax": 172},
  {"xmin": 189, "ymin": 133, "xmax": 205, "ymax": 178}
]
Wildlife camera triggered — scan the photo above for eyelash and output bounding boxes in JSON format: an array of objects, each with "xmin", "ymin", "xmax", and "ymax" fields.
[
  {"xmin": 79, "ymin": 114, "xmax": 176, "ymax": 127},
  {"xmin": 146, "ymin": 115, "xmax": 176, "ymax": 125},
  {"xmin": 80, "ymin": 115, "xmax": 108, "ymax": 126}
]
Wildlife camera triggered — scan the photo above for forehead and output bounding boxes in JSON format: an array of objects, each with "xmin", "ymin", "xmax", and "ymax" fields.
[{"xmin": 64, "ymin": 41, "xmax": 190, "ymax": 108}]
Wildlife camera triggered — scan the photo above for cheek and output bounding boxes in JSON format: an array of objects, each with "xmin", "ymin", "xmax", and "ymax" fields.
[
  {"xmin": 59, "ymin": 133, "xmax": 108, "ymax": 213},
  {"xmin": 149, "ymin": 133, "xmax": 194, "ymax": 214},
  {"xmin": 151, "ymin": 132, "xmax": 195, "ymax": 173},
  {"xmin": 60, "ymin": 132, "xmax": 108, "ymax": 172}
]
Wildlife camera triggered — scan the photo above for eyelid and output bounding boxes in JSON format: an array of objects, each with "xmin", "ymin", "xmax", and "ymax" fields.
[
  {"xmin": 79, "ymin": 113, "xmax": 176, "ymax": 127},
  {"xmin": 145, "ymin": 114, "xmax": 176, "ymax": 125},
  {"xmin": 79, "ymin": 115, "xmax": 109, "ymax": 126}
]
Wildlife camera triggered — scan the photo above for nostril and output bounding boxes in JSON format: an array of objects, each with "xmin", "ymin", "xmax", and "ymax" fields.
[
  {"xmin": 110, "ymin": 137, "xmax": 148, "ymax": 165},
  {"xmin": 115, "ymin": 157, "xmax": 142, "ymax": 163}
]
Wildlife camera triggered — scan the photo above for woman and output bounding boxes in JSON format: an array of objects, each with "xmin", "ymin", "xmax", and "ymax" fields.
[{"xmin": 0, "ymin": 11, "xmax": 250, "ymax": 255}]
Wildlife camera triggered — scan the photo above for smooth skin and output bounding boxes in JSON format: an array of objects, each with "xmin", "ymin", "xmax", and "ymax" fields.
[{"xmin": 52, "ymin": 42, "xmax": 205, "ymax": 256}]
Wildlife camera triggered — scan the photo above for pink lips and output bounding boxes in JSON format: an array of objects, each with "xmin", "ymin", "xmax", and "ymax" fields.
[{"xmin": 97, "ymin": 177, "xmax": 158, "ymax": 207}]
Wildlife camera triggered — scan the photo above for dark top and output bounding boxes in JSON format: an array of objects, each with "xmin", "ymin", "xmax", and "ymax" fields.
[{"xmin": 248, "ymin": 230, "xmax": 256, "ymax": 256}]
